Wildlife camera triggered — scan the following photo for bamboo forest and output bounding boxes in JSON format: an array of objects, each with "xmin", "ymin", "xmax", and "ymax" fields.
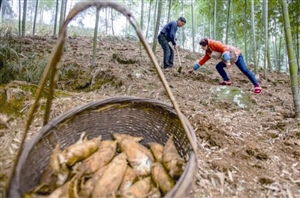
[{"xmin": 0, "ymin": 0, "xmax": 300, "ymax": 197}]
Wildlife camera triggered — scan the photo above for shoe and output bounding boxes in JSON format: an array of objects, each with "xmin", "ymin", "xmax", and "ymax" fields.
[
  {"xmin": 253, "ymin": 86, "xmax": 262, "ymax": 94},
  {"xmin": 177, "ymin": 66, "xmax": 182, "ymax": 73},
  {"xmin": 219, "ymin": 81, "xmax": 232, "ymax": 86}
]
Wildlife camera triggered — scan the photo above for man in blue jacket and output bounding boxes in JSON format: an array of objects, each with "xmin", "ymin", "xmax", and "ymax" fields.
[{"xmin": 158, "ymin": 17, "xmax": 186, "ymax": 69}]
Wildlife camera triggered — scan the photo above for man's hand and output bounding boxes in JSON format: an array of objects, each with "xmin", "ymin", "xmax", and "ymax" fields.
[
  {"xmin": 226, "ymin": 62, "xmax": 232, "ymax": 68},
  {"xmin": 173, "ymin": 45, "xmax": 177, "ymax": 50}
]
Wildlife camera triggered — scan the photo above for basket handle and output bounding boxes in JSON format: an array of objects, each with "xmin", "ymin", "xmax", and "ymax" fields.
[{"xmin": 8, "ymin": 1, "xmax": 198, "ymax": 189}]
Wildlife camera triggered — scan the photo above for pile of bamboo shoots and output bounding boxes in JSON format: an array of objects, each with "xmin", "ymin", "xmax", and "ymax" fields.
[{"xmin": 24, "ymin": 133, "xmax": 185, "ymax": 198}]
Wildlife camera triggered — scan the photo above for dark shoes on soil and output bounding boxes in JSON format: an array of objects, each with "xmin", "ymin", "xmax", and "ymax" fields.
[
  {"xmin": 219, "ymin": 81, "xmax": 232, "ymax": 86},
  {"xmin": 163, "ymin": 65, "xmax": 173, "ymax": 69}
]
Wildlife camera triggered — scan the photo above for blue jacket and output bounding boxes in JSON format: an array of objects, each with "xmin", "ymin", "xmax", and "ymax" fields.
[{"xmin": 159, "ymin": 21, "xmax": 178, "ymax": 45}]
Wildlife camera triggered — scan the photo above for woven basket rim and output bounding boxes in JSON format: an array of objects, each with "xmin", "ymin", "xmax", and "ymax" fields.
[{"xmin": 8, "ymin": 96, "xmax": 197, "ymax": 198}]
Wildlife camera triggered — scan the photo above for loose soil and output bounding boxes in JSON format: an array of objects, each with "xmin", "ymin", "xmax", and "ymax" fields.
[{"xmin": 0, "ymin": 36, "xmax": 299, "ymax": 197}]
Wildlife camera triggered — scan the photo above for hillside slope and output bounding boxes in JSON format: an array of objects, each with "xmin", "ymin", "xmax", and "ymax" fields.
[{"xmin": 0, "ymin": 36, "xmax": 299, "ymax": 197}]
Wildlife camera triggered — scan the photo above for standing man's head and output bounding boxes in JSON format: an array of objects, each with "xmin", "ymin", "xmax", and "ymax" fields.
[
  {"xmin": 177, "ymin": 17, "xmax": 186, "ymax": 27},
  {"xmin": 199, "ymin": 38, "xmax": 209, "ymax": 50}
]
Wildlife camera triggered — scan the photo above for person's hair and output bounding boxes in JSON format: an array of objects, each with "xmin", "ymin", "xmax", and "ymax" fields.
[
  {"xmin": 199, "ymin": 38, "xmax": 208, "ymax": 46},
  {"xmin": 177, "ymin": 16, "xmax": 186, "ymax": 23}
]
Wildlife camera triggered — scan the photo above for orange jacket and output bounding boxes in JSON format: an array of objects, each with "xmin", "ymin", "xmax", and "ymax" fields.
[{"xmin": 198, "ymin": 39, "xmax": 241, "ymax": 65}]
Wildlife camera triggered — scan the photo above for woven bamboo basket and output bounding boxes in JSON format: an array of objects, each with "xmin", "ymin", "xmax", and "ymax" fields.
[
  {"xmin": 8, "ymin": 97, "xmax": 197, "ymax": 197},
  {"xmin": 7, "ymin": 1, "xmax": 197, "ymax": 198}
]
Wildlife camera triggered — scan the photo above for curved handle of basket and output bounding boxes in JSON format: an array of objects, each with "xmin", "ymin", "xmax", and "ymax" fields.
[{"xmin": 22, "ymin": 1, "xmax": 198, "ymax": 158}]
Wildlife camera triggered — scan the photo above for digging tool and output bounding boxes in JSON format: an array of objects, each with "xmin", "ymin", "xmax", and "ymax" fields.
[{"xmin": 175, "ymin": 47, "xmax": 182, "ymax": 73}]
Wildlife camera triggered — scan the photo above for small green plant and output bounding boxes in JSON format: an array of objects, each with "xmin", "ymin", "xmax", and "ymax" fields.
[
  {"xmin": 19, "ymin": 57, "xmax": 48, "ymax": 83},
  {"xmin": 0, "ymin": 23, "xmax": 48, "ymax": 84},
  {"xmin": 0, "ymin": 24, "xmax": 20, "ymax": 84}
]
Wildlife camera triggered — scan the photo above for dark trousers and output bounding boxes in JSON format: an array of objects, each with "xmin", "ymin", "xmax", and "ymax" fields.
[
  {"xmin": 216, "ymin": 55, "xmax": 259, "ymax": 86},
  {"xmin": 158, "ymin": 34, "xmax": 174, "ymax": 68}
]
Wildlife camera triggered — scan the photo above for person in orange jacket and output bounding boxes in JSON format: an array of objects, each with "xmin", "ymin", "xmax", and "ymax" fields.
[{"xmin": 191, "ymin": 38, "xmax": 262, "ymax": 94}]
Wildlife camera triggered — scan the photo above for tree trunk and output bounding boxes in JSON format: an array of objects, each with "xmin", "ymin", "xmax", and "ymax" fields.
[
  {"xmin": 244, "ymin": 0, "xmax": 247, "ymax": 62},
  {"xmin": 139, "ymin": 0, "xmax": 144, "ymax": 57},
  {"xmin": 278, "ymin": 36, "xmax": 282, "ymax": 72},
  {"xmin": 32, "ymin": 0, "xmax": 39, "ymax": 35},
  {"xmin": 267, "ymin": 40, "xmax": 271, "ymax": 71},
  {"xmin": 1, "ymin": 0, "xmax": 5, "ymax": 21},
  {"xmin": 140, "ymin": 0, "xmax": 144, "ymax": 30},
  {"xmin": 111, "ymin": 9, "xmax": 115, "ymax": 36},
  {"xmin": 278, "ymin": 31, "xmax": 283, "ymax": 72},
  {"xmin": 145, "ymin": 0, "xmax": 152, "ymax": 39},
  {"xmin": 167, "ymin": 0, "xmax": 172, "ymax": 23},
  {"xmin": 263, "ymin": 0, "xmax": 269, "ymax": 76},
  {"xmin": 181, "ymin": 0, "xmax": 185, "ymax": 48},
  {"xmin": 191, "ymin": 0, "xmax": 195, "ymax": 52},
  {"xmin": 21, "ymin": 0, "xmax": 27, "ymax": 36},
  {"xmin": 251, "ymin": 0, "xmax": 257, "ymax": 72},
  {"xmin": 296, "ymin": 25, "xmax": 299, "ymax": 70},
  {"xmin": 53, "ymin": 0, "xmax": 59, "ymax": 36},
  {"xmin": 257, "ymin": 46, "xmax": 261, "ymax": 69},
  {"xmin": 273, "ymin": 19, "xmax": 279, "ymax": 71},
  {"xmin": 63, "ymin": 0, "xmax": 67, "ymax": 20},
  {"xmin": 152, "ymin": 0, "xmax": 158, "ymax": 35},
  {"xmin": 273, "ymin": 36, "xmax": 277, "ymax": 70},
  {"xmin": 29, "ymin": 2, "xmax": 34, "ymax": 26},
  {"xmin": 281, "ymin": 0, "xmax": 300, "ymax": 117},
  {"xmin": 181, "ymin": 28, "xmax": 186, "ymax": 49},
  {"xmin": 18, "ymin": 0, "xmax": 21, "ymax": 36},
  {"xmin": 225, "ymin": 0, "xmax": 231, "ymax": 44},
  {"xmin": 125, "ymin": 0, "xmax": 130, "ymax": 35},
  {"xmin": 202, "ymin": 23, "xmax": 206, "ymax": 40},
  {"xmin": 213, "ymin": 0, "xmax": 217, "ymax": 39},
  {"xmin": 106, "ymin": 9, "xmax": 109, "ymax": 35},
  {"xmin": 92, "ymin": 8, "xmax": 100, "ymax": 67},
  {"xmin": 209, "ymin": 4, "xmax": 212, "ymax": 38},
  {"xmin": 59, "ymin": 0, "xmax": 65, "ymax": 34},
  {"xmin": 152, "ymin": 0, "xmax": 163, "ymax": 52},
  {"xmin": 38, "ymin": 7, "xmax": 44, "ymax": 24}
]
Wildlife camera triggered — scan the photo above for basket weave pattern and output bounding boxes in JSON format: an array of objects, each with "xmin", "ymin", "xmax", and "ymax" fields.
[{"xmin": 10, "ymin": 97, "xmax": 196, "ymax": 198}]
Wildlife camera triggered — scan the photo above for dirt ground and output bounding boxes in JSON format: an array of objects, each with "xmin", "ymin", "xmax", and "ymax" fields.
[{"xmin": 0, "ymin": 36, "xmax": 300, "ymax": 197}]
